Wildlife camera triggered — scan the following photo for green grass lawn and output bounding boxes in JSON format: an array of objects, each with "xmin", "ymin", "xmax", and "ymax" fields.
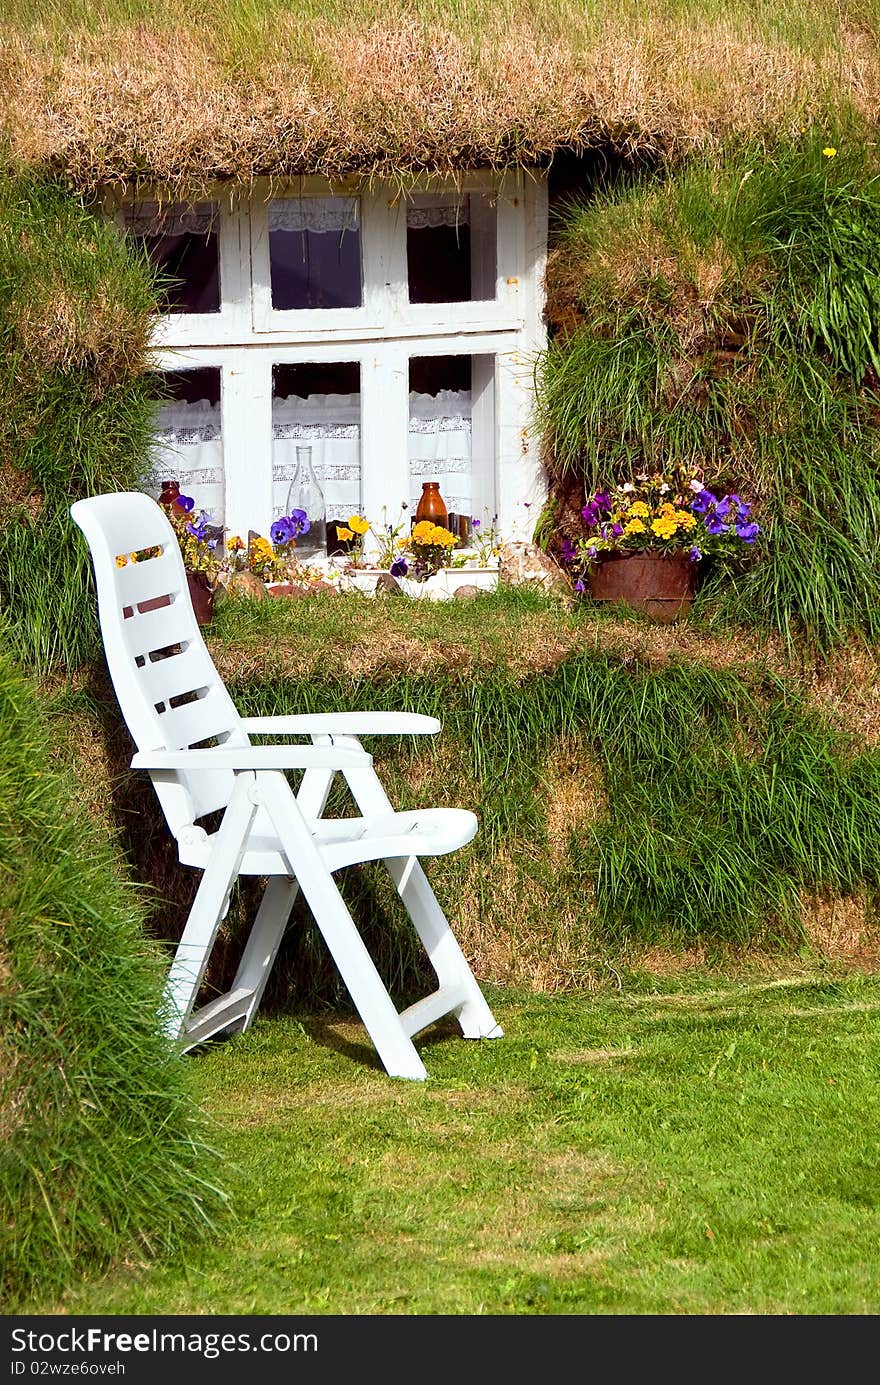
[{"xmin": 40, "ymin": 970, "xmax": 880, "ymax": 1315}]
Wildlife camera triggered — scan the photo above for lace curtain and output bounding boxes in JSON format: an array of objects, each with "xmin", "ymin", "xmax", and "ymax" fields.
[
  {"xmin": 405, "ymin": 200, "xmax": 471, "ymax": 230},
  {"xmin": 148, "ymin": 390, "xmax": 474, "ymax": 529},
  {"xmin": 267, "ymin": 195, "xmax": 467, "ymax": 233},
  {"xmin": 124, "ymin": 202, "xmax": 218, "ymax": 237},
  {"xmin": 273, "ymin": 389, "xmax": 473, "ymax": 522},
  {"xmin": 269, "ymin": 197, "xmax": 360, "ymax": 235},
  {"xmin": 149, "ymin": 400, "xmax": 224, "ymax": 522}
]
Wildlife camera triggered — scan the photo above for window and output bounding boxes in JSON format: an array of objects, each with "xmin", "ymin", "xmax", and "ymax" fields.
[
  {"xmin": 272, "ymin": 362, "xmax": 362, "ymax": 547},
  {"xmin": 406, "ymin": 193, "xmax": 497, "ymax": 304},
  {"xmin": 125, "ymin": 202, "xmax": 220, "ymax": 314},
  {"xmin": 115, "ymin": 174, "xmax": 546, "ymax": 542},
  {"xmin": 148, "ymin": 367, "xmax": 224, "ymax": 519},
  {"xmin": 268, "ymin": 197, "xmax": 362, "ymax": 310}
]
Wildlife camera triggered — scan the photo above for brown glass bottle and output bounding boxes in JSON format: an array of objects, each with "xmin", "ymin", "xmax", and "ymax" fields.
[
  {"xmin": 415, "ymin": 482, "xmax": 448, "ymax": 525},
  {"xmin": 158, "ymin": 479, "xmax": 184, "ymax": 511}
]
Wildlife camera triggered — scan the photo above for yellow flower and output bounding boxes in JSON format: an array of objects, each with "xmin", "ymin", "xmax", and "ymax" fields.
[
  {"xmin": 658, "ymin": 502, "xmax": 677, "ymax": 517},
  {"xmin": 822, "ymin": 147, "xmax": 837, "ymax": 158},
  {"xmin": 348, "ymin": 514, "xmax": 370, "ymax": 535},
  {"xmin": 227, "ymin": 534, "xmax": 244, "ymax": 551},
  {"xmin": 335, "ymin": 526, "xmax": 355, "ymax": 543},
  {"xmin": 651, "ymin": 517, "xmax": 678, "ymax": 539},
  {"xmin": 675, "ymin": 510, "xmax": 697, "ymax": 530},
  {"xmin": 629, "ymin": 501, "xmax": 650, "ymax": 518},
  {"xmin": 412, "ymin": 520, "xmax": 436, "ymax": 541},
  {"xmin": 623, "ymin": 518, "xmax": 646, "ymax": 536},
  {"xmin": 115, "ymin": 554, "xmax": 128, "ymax": 568}
]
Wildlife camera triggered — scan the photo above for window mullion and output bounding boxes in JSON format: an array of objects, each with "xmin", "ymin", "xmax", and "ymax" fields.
[
  {"xmin": 361, "ymin": 346, "xmax": 410, "ymax": 554},
  {"xmin": 223, "ymin": 350, "xmax": 272, "ymax": 540}
]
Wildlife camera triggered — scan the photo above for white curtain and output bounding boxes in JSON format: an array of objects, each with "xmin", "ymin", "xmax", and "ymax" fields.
[
  {"xmin": 149, "ymin": 399, "xmax": 224, "ymax": 523},
  {"xmin": 408, "ymin": 390, "xmax": 472, "ymax": 516},
  {"xmin": 268, "ymin": 197, "xmax": 360, "ymax": 235},
  {"xmin": 272, "ymin": 393, "xmax": 361, "ymax": 522},
  {"xmin": 405, "ymin": 197, "xmax": 470, "ymax": 230},
  {"xmin": 272, "ymin": 389, "xmax": 473, "ymax": 522},
  {"xmin": 124, "ymin": 202, "xmax": 218, "ymax": 237},
  {"xmin": 148, "ymin": 389, "xmax": 474, "ymax": 530}
]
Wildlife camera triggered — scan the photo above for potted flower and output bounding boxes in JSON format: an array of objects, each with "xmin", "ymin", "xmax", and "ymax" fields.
[
  {"xmin": 564, "ymin": 464, "xmax": 760, "ymax": 623},
  {"xmin": 433, "ymin": 514, "xmax": 501, "ymax": 595},
  {"xmin": 164, "ymin": 495, "xmax": 223, "ymax": 624}
]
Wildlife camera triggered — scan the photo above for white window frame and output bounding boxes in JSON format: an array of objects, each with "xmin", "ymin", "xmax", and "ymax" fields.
[{"xmin": 105, "ymin": 171, "xmax": 548, "ymax": 544}]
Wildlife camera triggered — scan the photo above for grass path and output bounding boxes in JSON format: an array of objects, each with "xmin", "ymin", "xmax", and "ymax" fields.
[{"xmin": 45, "ymin": 973, "xmax": 880, "ymax": 1315}]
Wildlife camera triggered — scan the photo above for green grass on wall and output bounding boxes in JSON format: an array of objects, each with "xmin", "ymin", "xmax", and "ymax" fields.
[
  {"xmin": 536, "ymin": 137, "xmax": 880, "ymax": 651},
  {"xmin": 0, "ymin": 174, "xmax": 159, "ymax": 670},
  {"xmin": 48, "ymin": 592, "xmax": 880, "ymax": 1017},
  {"xmin": 0, "ymin": 647, "xmax": 227, "ymax": 1310}
]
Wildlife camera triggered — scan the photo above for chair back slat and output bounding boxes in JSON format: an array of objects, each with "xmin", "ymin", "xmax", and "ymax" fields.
[
  {"xmin": 71, "ymin": 492, "xmax": 246, "ymax": 836},
  {"xmin": 113, "ymin": 547, "xmax": 181, "ymax": 606}
]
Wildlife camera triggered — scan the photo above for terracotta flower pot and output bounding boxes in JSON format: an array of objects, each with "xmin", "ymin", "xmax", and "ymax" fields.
[
  {"xmin": 587, "ymin": 551, "xmax": 696, "ymax": 624},
  {"xmin": 186, "ymin": 570, "xmax": 215, "ymax": 625}
]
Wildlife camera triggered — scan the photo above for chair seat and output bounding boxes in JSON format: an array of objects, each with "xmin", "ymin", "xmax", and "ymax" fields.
[{"xmin": 177, "ymin": 806, "xmax": 478, "ymax": 874}]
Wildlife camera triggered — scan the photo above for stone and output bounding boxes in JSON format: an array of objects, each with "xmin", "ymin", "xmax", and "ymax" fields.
[
  {"xmin": 498, "ymin": 542, "xmax": 571, "ymax": 595},
  {"xmin": 453, "ymin": 584, "xmax": 482, "ymax": 600},
  {"xmin": 225, "ymin": 571, "xmax": 268, "ymax": 601},
  {"xmin": 374, "ymin": 572, "xmax": 403, "ymax": 594}
]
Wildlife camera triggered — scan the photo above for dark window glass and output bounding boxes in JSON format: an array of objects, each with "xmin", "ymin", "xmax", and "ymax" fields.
[
  {"xmin": 126, "ymin": 203, "xmax": 220, "ymax": 315},
  {"xmin": 407, "ymin": 194, "xmax": 496, "ymax": 304},
  {"xmin": 269, "ymin": 197, "xmax": 362, "ymax": 310}
]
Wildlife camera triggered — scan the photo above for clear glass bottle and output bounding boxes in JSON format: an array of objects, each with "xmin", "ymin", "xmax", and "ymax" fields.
[{"xmin": 285, "ymin": 445, "xmax": 326, "ymax": 561}]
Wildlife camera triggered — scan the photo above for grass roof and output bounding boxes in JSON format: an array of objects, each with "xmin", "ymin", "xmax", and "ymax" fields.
[{"xmin": 1, "ymin": 1, "xmax": 878, "ymax": 187}]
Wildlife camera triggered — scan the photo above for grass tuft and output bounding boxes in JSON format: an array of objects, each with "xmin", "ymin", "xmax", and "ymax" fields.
[{"xmin": 0, "ymin": 648, "xmax": 228, "ymax": 1309}]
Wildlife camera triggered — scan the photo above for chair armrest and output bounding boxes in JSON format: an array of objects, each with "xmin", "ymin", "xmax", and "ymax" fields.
[
  {"xmin": 240, "ymin": 713, "xmax": 441, "ymax": 737},
  {"xmin": 131, "ymin": 745, "xmax": 372, "ymax": 771}
]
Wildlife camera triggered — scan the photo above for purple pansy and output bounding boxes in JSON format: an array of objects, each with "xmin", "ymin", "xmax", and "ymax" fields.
[
  {"xmin": 390, "ymin": 558, "xmax": 408, "ymax": 577},
  {"xmin": 705, "ymin": 513, "xmax": 726, "ymax": 536},
  {"xmin": 270, "ymin": 517, "xmax": 295, "ymax": 545},
  {"xmin": 714, "ymin": 496, "xmax": 732, "ymax": 519},
  {"xmin": 689, "ymin": 546, "xmax": 702, "ymax": 563},
  {"xmin": 186, "ymin": 519, "xmax": 209, "ymax": 541},
  {"xmin": 471, "ymin": 518, "xmax": 481, "ymax": 528},
  {"xmin": 581, "ymin": 501, "xmax": 601, "ymax": 526},
  {"xmin": 735, "ymin": 521, "xmax": 760, "ymax": 543},
  {"xmin": 690, "ymin": 489, "xmax": 716, "ymax": 515},
  {"xmin": 574, "ymin": 579, "xmax": 585, "ymax": 593},
  {"xmin": 560, "ymin": 537, "xmax": 576, "ymax": 564},
  {"xmin": 288, "ymin": 509, "xmax": 310, "ymax": 536},
  {"xmin": 177, "ymin": 494, "xmax": 195, "ymax": 513}
]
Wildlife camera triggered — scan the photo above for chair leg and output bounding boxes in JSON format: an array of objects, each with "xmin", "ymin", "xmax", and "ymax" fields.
[
  {"xmin": 257, "ymin": 770, "xmax": 428, "ymax": 1080},
  {"xmin": 220, "ymin": 767, "xmax": 332, "ymax": 1035},
  {"xmin": 230, "ymin": 875, "xmax": 300, "ymax": 1035},
  {"xmin": 386, "ymin": 856, "xmax": 502, "ymax": 1039},
  {"xmin": 340, "ymin": 761, "xmax": 502, "ymax": 1041},
  {"xmin": 163, "ymin": 774, "xmax": 257, "ymax": 1040}
]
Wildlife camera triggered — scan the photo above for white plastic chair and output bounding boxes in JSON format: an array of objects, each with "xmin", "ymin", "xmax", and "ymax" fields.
[{"xmin": 71, "ymin": 492, "xmax": 502, "ymax": 1080}]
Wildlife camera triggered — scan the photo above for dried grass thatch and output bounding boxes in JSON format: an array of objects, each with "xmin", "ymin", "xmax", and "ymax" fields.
[{"xmin": 1, "ymin": 1, "xmax": 878, "ymax": 187}]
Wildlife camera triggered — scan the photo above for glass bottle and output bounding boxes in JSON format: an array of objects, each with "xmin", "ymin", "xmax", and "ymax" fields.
[
  {"xmin": 415, "ymin": 481, "xmax": 448, "ymax": 526},
  {"xmin": 285, "ymin": 445, "xmax": 326, "ymax": 561}
]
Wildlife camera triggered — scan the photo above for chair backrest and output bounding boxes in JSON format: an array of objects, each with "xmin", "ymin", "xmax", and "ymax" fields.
[{"xmin": 71, "ymin": 492, "xmax": 248, "ymax": 836}]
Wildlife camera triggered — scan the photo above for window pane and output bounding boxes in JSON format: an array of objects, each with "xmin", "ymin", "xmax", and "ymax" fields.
[
  {"xmin": 269, "ymin": 198, "xmax": 362, "ymax": 310},
  {"xmin": 148, "ymin": 368, "xmax": 224, "ymax": 524},
  {"xmin": 407, "ymin": 193, "xmax": 497, "ymax": 304},
  {"xmin": 272, "ymin": 363, "xmax": 361, "ymax": 555},
  {"xmin": 125, "ymin": 202, "xmax": 220, "ymax": 314},
  {"xmin": 409, "ymin": 356, "xmax": 477, "ymax": 540}
]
